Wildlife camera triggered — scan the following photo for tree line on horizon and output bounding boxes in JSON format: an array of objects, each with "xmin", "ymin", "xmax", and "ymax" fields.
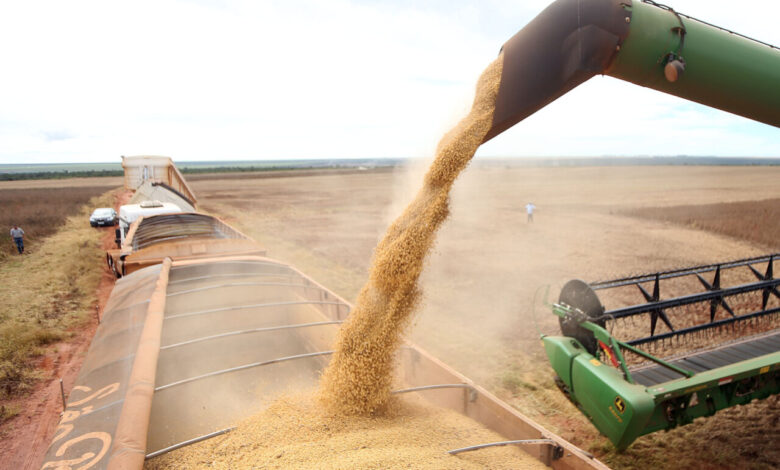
[{"xmin": 0, "ymin": 165, "xmax": 334, "ymax": 181}]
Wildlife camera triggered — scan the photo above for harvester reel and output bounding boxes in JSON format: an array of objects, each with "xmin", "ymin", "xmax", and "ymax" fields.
[{"xmin": 558, "ymin": 279, "xmax": 605, "ymax": 355}]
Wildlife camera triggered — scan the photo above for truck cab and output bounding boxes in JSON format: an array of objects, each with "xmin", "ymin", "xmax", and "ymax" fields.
[{"xmin": 106, "ymin": 201, "xmax": 182, "ymax": 277}]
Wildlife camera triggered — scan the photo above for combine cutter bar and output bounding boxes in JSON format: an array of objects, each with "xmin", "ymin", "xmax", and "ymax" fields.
[
  {"xmin": 542, "ymin": 332, "xmax": 779, "ymax": 450},
  {"xmin": 631, "ymin": 330, "xmax": 780, "ymax": 386},
  {"xmin": 542, "ymin": 254, "xmax": 780, "ymax": 450}
]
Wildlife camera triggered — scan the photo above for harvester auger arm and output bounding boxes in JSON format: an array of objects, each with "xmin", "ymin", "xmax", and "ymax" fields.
[{"xmin": 484, "ymin": 0, "xmax": 780, "ymax": 142}]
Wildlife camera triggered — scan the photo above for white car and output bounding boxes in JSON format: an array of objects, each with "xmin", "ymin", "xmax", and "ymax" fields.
[{"xmin": 89, "ymin": 208, "xmax": 118, "ymax": 227}]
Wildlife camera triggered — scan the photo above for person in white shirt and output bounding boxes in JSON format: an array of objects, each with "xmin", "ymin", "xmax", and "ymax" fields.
[
  {"xmin": 525, "ymin": 203, "xmax": 536, "ymax": 223},
  {"xmin": 10, "ymin": 225, "xmax": 25, "ymax": 254}
]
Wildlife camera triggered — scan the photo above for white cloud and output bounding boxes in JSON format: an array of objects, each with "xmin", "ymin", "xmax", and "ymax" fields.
[{"xmin": 0, "ymin": 0, "xmax": 778, "ymax": 163}]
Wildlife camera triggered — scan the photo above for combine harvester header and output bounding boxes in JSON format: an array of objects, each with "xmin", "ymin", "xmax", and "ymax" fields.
[{"xmin": 544, "ymin": 254, "xmax": 779, "ymax": 449}]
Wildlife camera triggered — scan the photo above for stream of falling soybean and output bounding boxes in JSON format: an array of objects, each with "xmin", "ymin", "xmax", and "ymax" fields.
[
  {"xmin": 318, "ymin": 55, "xmax": 503, "ymax": 415},
  {"xmin": 144, "ymin": 55, "xmax": 534, "ymax": 470}
]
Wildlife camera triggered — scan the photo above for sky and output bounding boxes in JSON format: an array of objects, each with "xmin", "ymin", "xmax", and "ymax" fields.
[{"xmin": 0, "ymin": 0, "xmax": 778, "ymax": 164}]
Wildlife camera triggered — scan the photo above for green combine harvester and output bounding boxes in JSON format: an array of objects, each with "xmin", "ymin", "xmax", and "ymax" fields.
[
  {"xmin": 479, "ymin": 0, "xmax": 780, "ymax": 450},
  {"xmin": 544, "ymin": 255, "xmax": 779, "ymax": 449}
]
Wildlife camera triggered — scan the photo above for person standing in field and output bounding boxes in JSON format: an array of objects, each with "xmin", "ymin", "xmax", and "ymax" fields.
[
  {"xmin": 10, "ymin": 225, "xmax": 25, "ymax": 254},
  {"xmin": 525, "ymin": 202, "xmax": 536, "ymax": 223}
]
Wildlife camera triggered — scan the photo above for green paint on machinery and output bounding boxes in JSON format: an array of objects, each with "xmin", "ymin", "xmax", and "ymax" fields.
[
  {"xmin": 540, "ymin": 256, "xmax": 780, "ymax": 450},
  {"xmin": 608, "ymin": 1, "xmax": 780, "ymax": 127},
  {"xmin": 483, "ymin": 0, "xmax": 780, "ymax": 143},
  {"xmin": 478, "ymin": 0, "xmax": 780, "ymax": 450}
]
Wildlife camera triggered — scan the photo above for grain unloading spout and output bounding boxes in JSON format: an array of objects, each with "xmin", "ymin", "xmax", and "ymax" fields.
[
  {"xmin": 484, "ymin": 0, "xmax": 780, "ymax": 143},
  {"xmin": 484, "ymin": 0, "xmax": 631, "ymax": 142}
]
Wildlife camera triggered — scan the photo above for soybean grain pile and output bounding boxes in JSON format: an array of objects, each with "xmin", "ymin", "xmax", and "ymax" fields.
[
  {"xmin": 318, "ymin": 55, "xmax": 503, "ymax": 415},
  {"xmin": 145, "ymin": 394, "xmax": 546, "ymax": 469}
]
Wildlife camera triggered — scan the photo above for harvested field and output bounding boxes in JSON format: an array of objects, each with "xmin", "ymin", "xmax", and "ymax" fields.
[
  {"xmin": 0, "ymin": 176, "xmax": 122, "ymax": 189},
  {"xmin": 627, "ymin": 198, "xmax": 780, "ymax": 250},
  {"xmin": 0, "ymin": 185, "xmax": 117, "ymax": 259},
  {"xmin": 190, "ymin": 164, "xmax": 780, "ymax": 469}
]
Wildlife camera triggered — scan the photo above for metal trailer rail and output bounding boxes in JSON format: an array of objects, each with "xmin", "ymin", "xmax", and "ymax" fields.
[{"xmin": 146, "ymin": 383, "xmax": 486, "ymax": 461}]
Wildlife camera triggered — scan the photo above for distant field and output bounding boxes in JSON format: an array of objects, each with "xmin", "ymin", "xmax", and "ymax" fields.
[
  {"xmin": 628, "ymin": 198, "xmax": 780, "ymax": 250},
  {"xmin": 185, "ymin": 166, "xmax": 395, "ymax": 181},
  {"xmin": 0, "ymin": 159, "xmax": 401, "ymax": 180},
  {"xmin": 0, "ymin": 162, "xmax": 122, "ymax": 173},
  {"xmin": 190, "ymin": 164, "xmax": 780, "ymax": 470},
  {"xmin": 0, "ymin": 186, "xmax": 116, "ymax": 258},
  {"xmin": 2, "ymin": 156, "xmax": 778, "ymax": 180}
]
